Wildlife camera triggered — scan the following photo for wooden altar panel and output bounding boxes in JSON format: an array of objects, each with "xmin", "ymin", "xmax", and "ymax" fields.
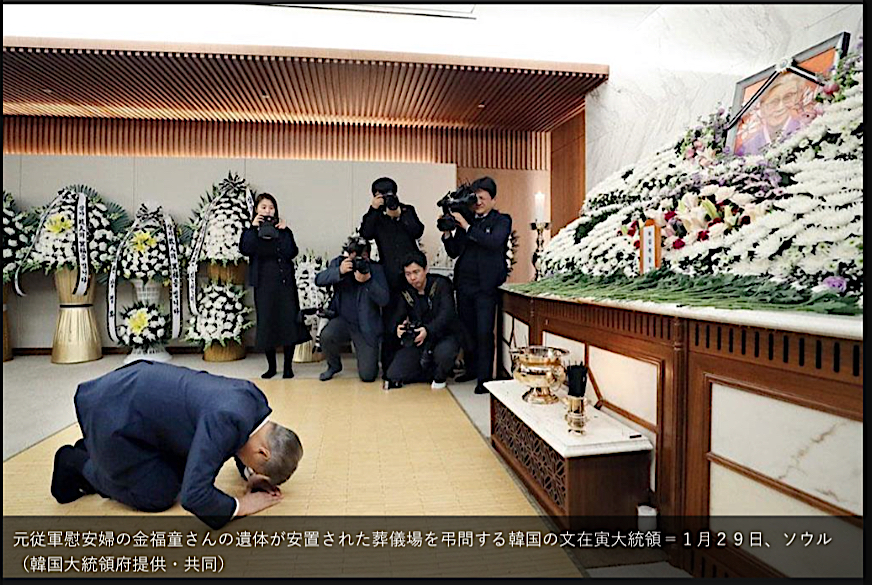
[{"xmin": 498, "ymin": 290, "xmax": 864, "ymax": 577}]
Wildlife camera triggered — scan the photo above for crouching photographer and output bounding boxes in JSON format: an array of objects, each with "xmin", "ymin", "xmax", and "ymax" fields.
[
  {"xmin": 383, "ymin": 251, "xmax": 461, "ymax": 390},
  {"xmin": 314, "ymin": 236, "xmax": 389, "ymax": 383}
]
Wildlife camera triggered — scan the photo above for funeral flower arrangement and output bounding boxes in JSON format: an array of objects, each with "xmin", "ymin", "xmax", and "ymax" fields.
[
  {"xmin": 185, "ymin": 173, "xmax": 252, "ymax": 266},
  {"xmin": 118, "ymin": 213, "xmax": 183, "ymax": 285},
  {"xmin": 118, "ymin": 302, "xmax": 171, "ymax": 350},
  {"xmin": 294, "ymin": 250, "xmax": 331, "ymax": 333},
  {"xmin": 529, "ymin": 43, "xmax": 863, "ymax": 314},
  {"xmin": 2, "ymin": 191, "xmax": 33, "ymax": 284},
  {"xmin": 507, "ymin": 229, "xmax": 520, "ymax": 274},
  {"xmin": 185, "ymin": 280, "xmax": 253, "ymax": 347},
  {"xmin": 21, "ymin": 185, "xmax": 129, "ymax": 277}
]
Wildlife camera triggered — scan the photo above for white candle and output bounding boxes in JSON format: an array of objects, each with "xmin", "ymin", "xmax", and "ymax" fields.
[{"xmin": 534, "ymin": 192, "xmax": 546, "ymax": 224}]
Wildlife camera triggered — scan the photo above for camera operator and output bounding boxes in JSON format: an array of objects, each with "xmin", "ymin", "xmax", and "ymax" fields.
[
  {"xmin": 239, "ymin": 193, "xmax": 311, "ymax": 379},
  {"xmin": 314, "ymin": 236, "xmax": 389, "ymax": 383},
  {"xmin": 359, "ymin": 177, "xmax": 425, "ymax": 372},
  {"xmin": 383, "ymin": 251, "xmax": 461, "ymax": 390},
  {"xmin": 440, "ymin": 177, "xmax": 512, "ymax": 395}
]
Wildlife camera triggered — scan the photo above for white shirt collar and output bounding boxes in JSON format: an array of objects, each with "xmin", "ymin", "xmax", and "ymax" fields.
[{"xmin": 250, "ymin": 417, "xmax": 270, "ymax": 438}]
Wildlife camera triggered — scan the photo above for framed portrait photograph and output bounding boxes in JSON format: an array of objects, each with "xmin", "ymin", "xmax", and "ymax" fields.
[{"xmin": 727, "ymin": 32, "xmax": 850, "ymax": 157}]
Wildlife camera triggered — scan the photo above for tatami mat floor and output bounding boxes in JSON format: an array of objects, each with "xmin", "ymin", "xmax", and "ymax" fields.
[
  {"xmin": 3, "ymin": 357, "xmax": 530, "ymax": 517},
  {"xmin": 2, "ymin": 353, "xmax": 689, "ymax": 577}
]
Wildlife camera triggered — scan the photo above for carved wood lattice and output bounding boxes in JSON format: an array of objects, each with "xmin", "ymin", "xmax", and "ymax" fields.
[{"xmin": 492, "ymin": 399, "xmax": 567, "ymax": 510}]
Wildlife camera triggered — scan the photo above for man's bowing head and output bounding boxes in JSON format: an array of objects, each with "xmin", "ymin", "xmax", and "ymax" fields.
[{"xmin": 237, "ymin": 422, "xmax": 303, "ymax": 485}]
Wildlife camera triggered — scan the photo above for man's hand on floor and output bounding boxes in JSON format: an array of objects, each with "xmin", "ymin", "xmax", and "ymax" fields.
[
  {"xmin": 247, "ymin": 473, "xmax": 281, "ymax": 495},
  {"xmin": 237, "ymin": 490, "xmax": 283, "ymax": 517}
]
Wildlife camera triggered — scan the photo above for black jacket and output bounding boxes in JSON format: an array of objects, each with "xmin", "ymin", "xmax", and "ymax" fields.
[
  {"xmin": 388, "ymin": 274, "xmax": 461, "ymax": 342},
  {"xmin": 239, "ymin": 226, "xmax": 300, "ymax": 289},
  {"xmin": 359, "ymin": 203, "xmax": 425, "ymax": 289},
  {"xmin": 442, "ymin": 210, "xmax": 512, "ymax": 292},
  {"xmin": 315, "ymin": 255, "xmax": 390, "ymax": 341}
]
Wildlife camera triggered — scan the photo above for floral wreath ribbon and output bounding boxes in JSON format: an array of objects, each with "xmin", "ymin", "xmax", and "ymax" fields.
[
  {"xmin": 107, "ymin": 204, "xmax": 183, "ymax": 343},
  {"xmin": 13, "ymin": 185, "xmax": 93, "ymax": 297},
  {"xmin": 186, "ymin": 179, "xmax": 254, "ymax": 315}
]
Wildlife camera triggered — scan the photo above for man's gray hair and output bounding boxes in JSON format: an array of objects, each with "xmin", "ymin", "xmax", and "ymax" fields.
[{"xmin": 263, "ymin": 423, "xmax": 303, "ymax": 485}]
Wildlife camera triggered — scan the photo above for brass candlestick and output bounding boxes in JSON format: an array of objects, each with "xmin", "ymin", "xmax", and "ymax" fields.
[
  {"xmin": 564, "ymin": 395, "xmax": 587, "ymax": 434},
  {"xmin": 530, "ymin": 221, "xmax": 550, "ymax": 280}
]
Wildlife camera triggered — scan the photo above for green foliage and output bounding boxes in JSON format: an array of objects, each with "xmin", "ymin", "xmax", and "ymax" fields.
[{"xmin": 507, "ymin": 269, "xmax": 862, "ymax": 315}]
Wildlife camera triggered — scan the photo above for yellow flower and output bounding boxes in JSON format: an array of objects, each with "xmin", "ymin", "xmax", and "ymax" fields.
[
  {"xmin": 46, "ymin": 213, "xmax": 73, "ymax": 234},
  {"xmin": 131, "ymin": 231, "xmax": 158, "ymax": 254},
  {"xmin": 128, "ymin": 309, "xmax": 150, "ymax": 335}
]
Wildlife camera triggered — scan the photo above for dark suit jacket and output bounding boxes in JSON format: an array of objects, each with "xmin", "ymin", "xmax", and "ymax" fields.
[
  {"xmin": 442, "ymin": 210, "xmax": 512, "ymax": 292},
  {"xmin": 359, "ymin": 203, "xmax": 425, "ymax": 289},
  {"xmin": 239, "ymin": 225, "xmax": 300, "ymax": 289},
  {"xmin": 314, "ymin": 256, "xmax": 390, "ymax": 341},
  {"xmin": 74, "ymin": 361, "xmax": 271, "ymax": 529},
  {"xmin": 388, "ymin": 273, "xmax": 461, "ymax": 342}
]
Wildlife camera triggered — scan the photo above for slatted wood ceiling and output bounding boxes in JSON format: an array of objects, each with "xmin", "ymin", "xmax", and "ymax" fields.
[{"xmin": 2, "ymin": 45, "xmax": 607, "ymax": 132}]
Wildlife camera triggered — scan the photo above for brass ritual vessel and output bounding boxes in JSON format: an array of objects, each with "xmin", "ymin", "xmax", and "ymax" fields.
[
  {"xmin": 564, "ymin": 395, "xmax": 587, "ymax": 434},
  {"xmin": 510, "ymin": 345, "xmax": 568, "ymax": 405}
]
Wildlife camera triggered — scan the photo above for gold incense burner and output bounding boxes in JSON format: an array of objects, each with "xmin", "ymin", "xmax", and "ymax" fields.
[{"xmin": 510, "ymin": 345, "xmax": 568, "ymax": 405}]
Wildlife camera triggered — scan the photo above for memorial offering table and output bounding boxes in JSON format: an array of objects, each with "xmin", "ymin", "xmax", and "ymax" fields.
[{"xmin": 487, "ymin": 379, "xmax": 653, "ymax": 530}]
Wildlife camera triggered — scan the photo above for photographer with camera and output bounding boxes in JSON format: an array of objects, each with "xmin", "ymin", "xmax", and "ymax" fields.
[
  {"xmin": 239, "ymin": 193, "xmax": 311, "ymax": 379},
  {"xmin": 383, "ymin": 251, "xmax": 461, "ymax": 390},
  {"xmin": 359, "ymin": 177, "xmax": 425, "ymax": 372},
  {"xmin": 314, "ymin": 236, "xmax": 389, "ymax": 383},
  {"xmin": 440, "ymin": 177, "xmax": 512, "ymax": 395}
]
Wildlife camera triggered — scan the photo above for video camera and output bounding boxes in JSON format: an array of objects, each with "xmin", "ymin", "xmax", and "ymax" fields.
[
  {"xmin": 258, "ymin": 215, "xmax": 279, "ymax": 240},
  {"xmin": 436, "ymin": 183, "xmax": 477, "ymax": 232},
  {"xmin": 343, "ymin": 236, "xmax": 371, "ymax": 275},
  {"xmin": 381, "ymin": 191, "xmax": 400, "ymax": 211}
]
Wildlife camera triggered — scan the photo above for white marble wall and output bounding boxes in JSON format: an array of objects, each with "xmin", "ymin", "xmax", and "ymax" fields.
[
  {"xmin": 709, "ymin": 462, "xmax": 863, "ymax": 578},
  {"xmin": 500, "ymin": 314, "xmax": 529, "ymax": 375},
  {"xmin": 586, "ymin": 4, "xmax": 865, "ymax": 189},
  {"xmin": 710, "ymin": 383, "xmax": 863, "ymax": 516}
]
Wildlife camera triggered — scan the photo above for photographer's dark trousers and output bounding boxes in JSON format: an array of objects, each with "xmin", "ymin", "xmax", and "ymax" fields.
[
  {"xmin": 380, "ymin": 288, "xmax": 402, "ymax": 375},
  {"xmin": 386, "ymin": 337, "xmax": 460, "ymax": 384},
  {"xmin": 456, "ymin": 288, "xmax": 498, "ymax": 385},
  {"xmin": 320, "ymin": 317, "xmax": 380, "ymax": 382}
]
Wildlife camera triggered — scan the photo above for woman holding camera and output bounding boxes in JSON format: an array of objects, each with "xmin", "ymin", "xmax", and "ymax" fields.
[{"xmin": 239, "ymin": 193, "xmax": 310, "ymax": 379}]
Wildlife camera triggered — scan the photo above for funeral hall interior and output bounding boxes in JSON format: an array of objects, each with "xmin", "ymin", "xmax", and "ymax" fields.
[{"xmin": 2, "ymin": 3, "xmax": 864, "ymax": 580}]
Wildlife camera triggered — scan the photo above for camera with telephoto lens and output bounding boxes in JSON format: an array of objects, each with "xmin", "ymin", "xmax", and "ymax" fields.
[
  {"xmin": 258, "ymin": 215, "xmax": 279, "ymax": 240},
  {"xmin": 400, "ymin": 320, "xmax": 424, "ymax": 348},
  {"xmin": 436, "ymin": 183, "xmax": 477, "ymax": 232},
  {"xmin": 381, "ymin": 191, "xmax": 400, "ymax": 211},
  {"xmin": 343, "ymin": 236, "xmax": 371, "ymax": 275}
]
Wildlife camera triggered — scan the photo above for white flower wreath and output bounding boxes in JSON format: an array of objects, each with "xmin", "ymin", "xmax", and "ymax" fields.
[
  {"xmin": 22, "ymin": 185, "xmax": 129, "ymax": 276},
  {"xmin": 119, "ymin": 301, "xmax": 171, "ymax": 350},
  {"xmin": 2, "ymin": 191, "xmax": 33, "ymax": 284},
  {"xmin": 185, "ymin": 280, "xmax": 253, "ymax": 347}
]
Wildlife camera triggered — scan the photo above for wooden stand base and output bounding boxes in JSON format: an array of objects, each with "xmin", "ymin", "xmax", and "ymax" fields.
[
  {"xmin": 204, "ymin": 339, "xmax": 246, "ymax": 362},
  {"xmin": 491, "ymin": 396, "xmax": 648, "ymax": 531}
]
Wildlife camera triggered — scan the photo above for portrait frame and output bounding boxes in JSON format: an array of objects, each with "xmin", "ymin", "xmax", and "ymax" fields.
[{"xmin": 726, "ymin": 32, "xmax": 850, "ymax": 157}]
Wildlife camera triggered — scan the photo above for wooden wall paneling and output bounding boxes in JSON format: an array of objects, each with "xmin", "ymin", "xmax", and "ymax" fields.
[
  {"xmin": 683, "ymin": 347, "xmax": 863, "ymax": 577},
  {"xmin": 3, "ymin": 116, "xmax": 552, "ymax": 170},
  {"xmin": 688, "ymin": 319, "xmax": 863, "ymax": 389},
  {"xmin": 549, "ymin": 111, "xmax": 585, "ymax": 231}
]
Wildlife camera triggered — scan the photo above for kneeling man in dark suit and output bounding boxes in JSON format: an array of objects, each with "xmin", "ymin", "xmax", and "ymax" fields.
[{"xmin": 50, "ymin": 361, "xmax": 303, "ymax": 529}]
